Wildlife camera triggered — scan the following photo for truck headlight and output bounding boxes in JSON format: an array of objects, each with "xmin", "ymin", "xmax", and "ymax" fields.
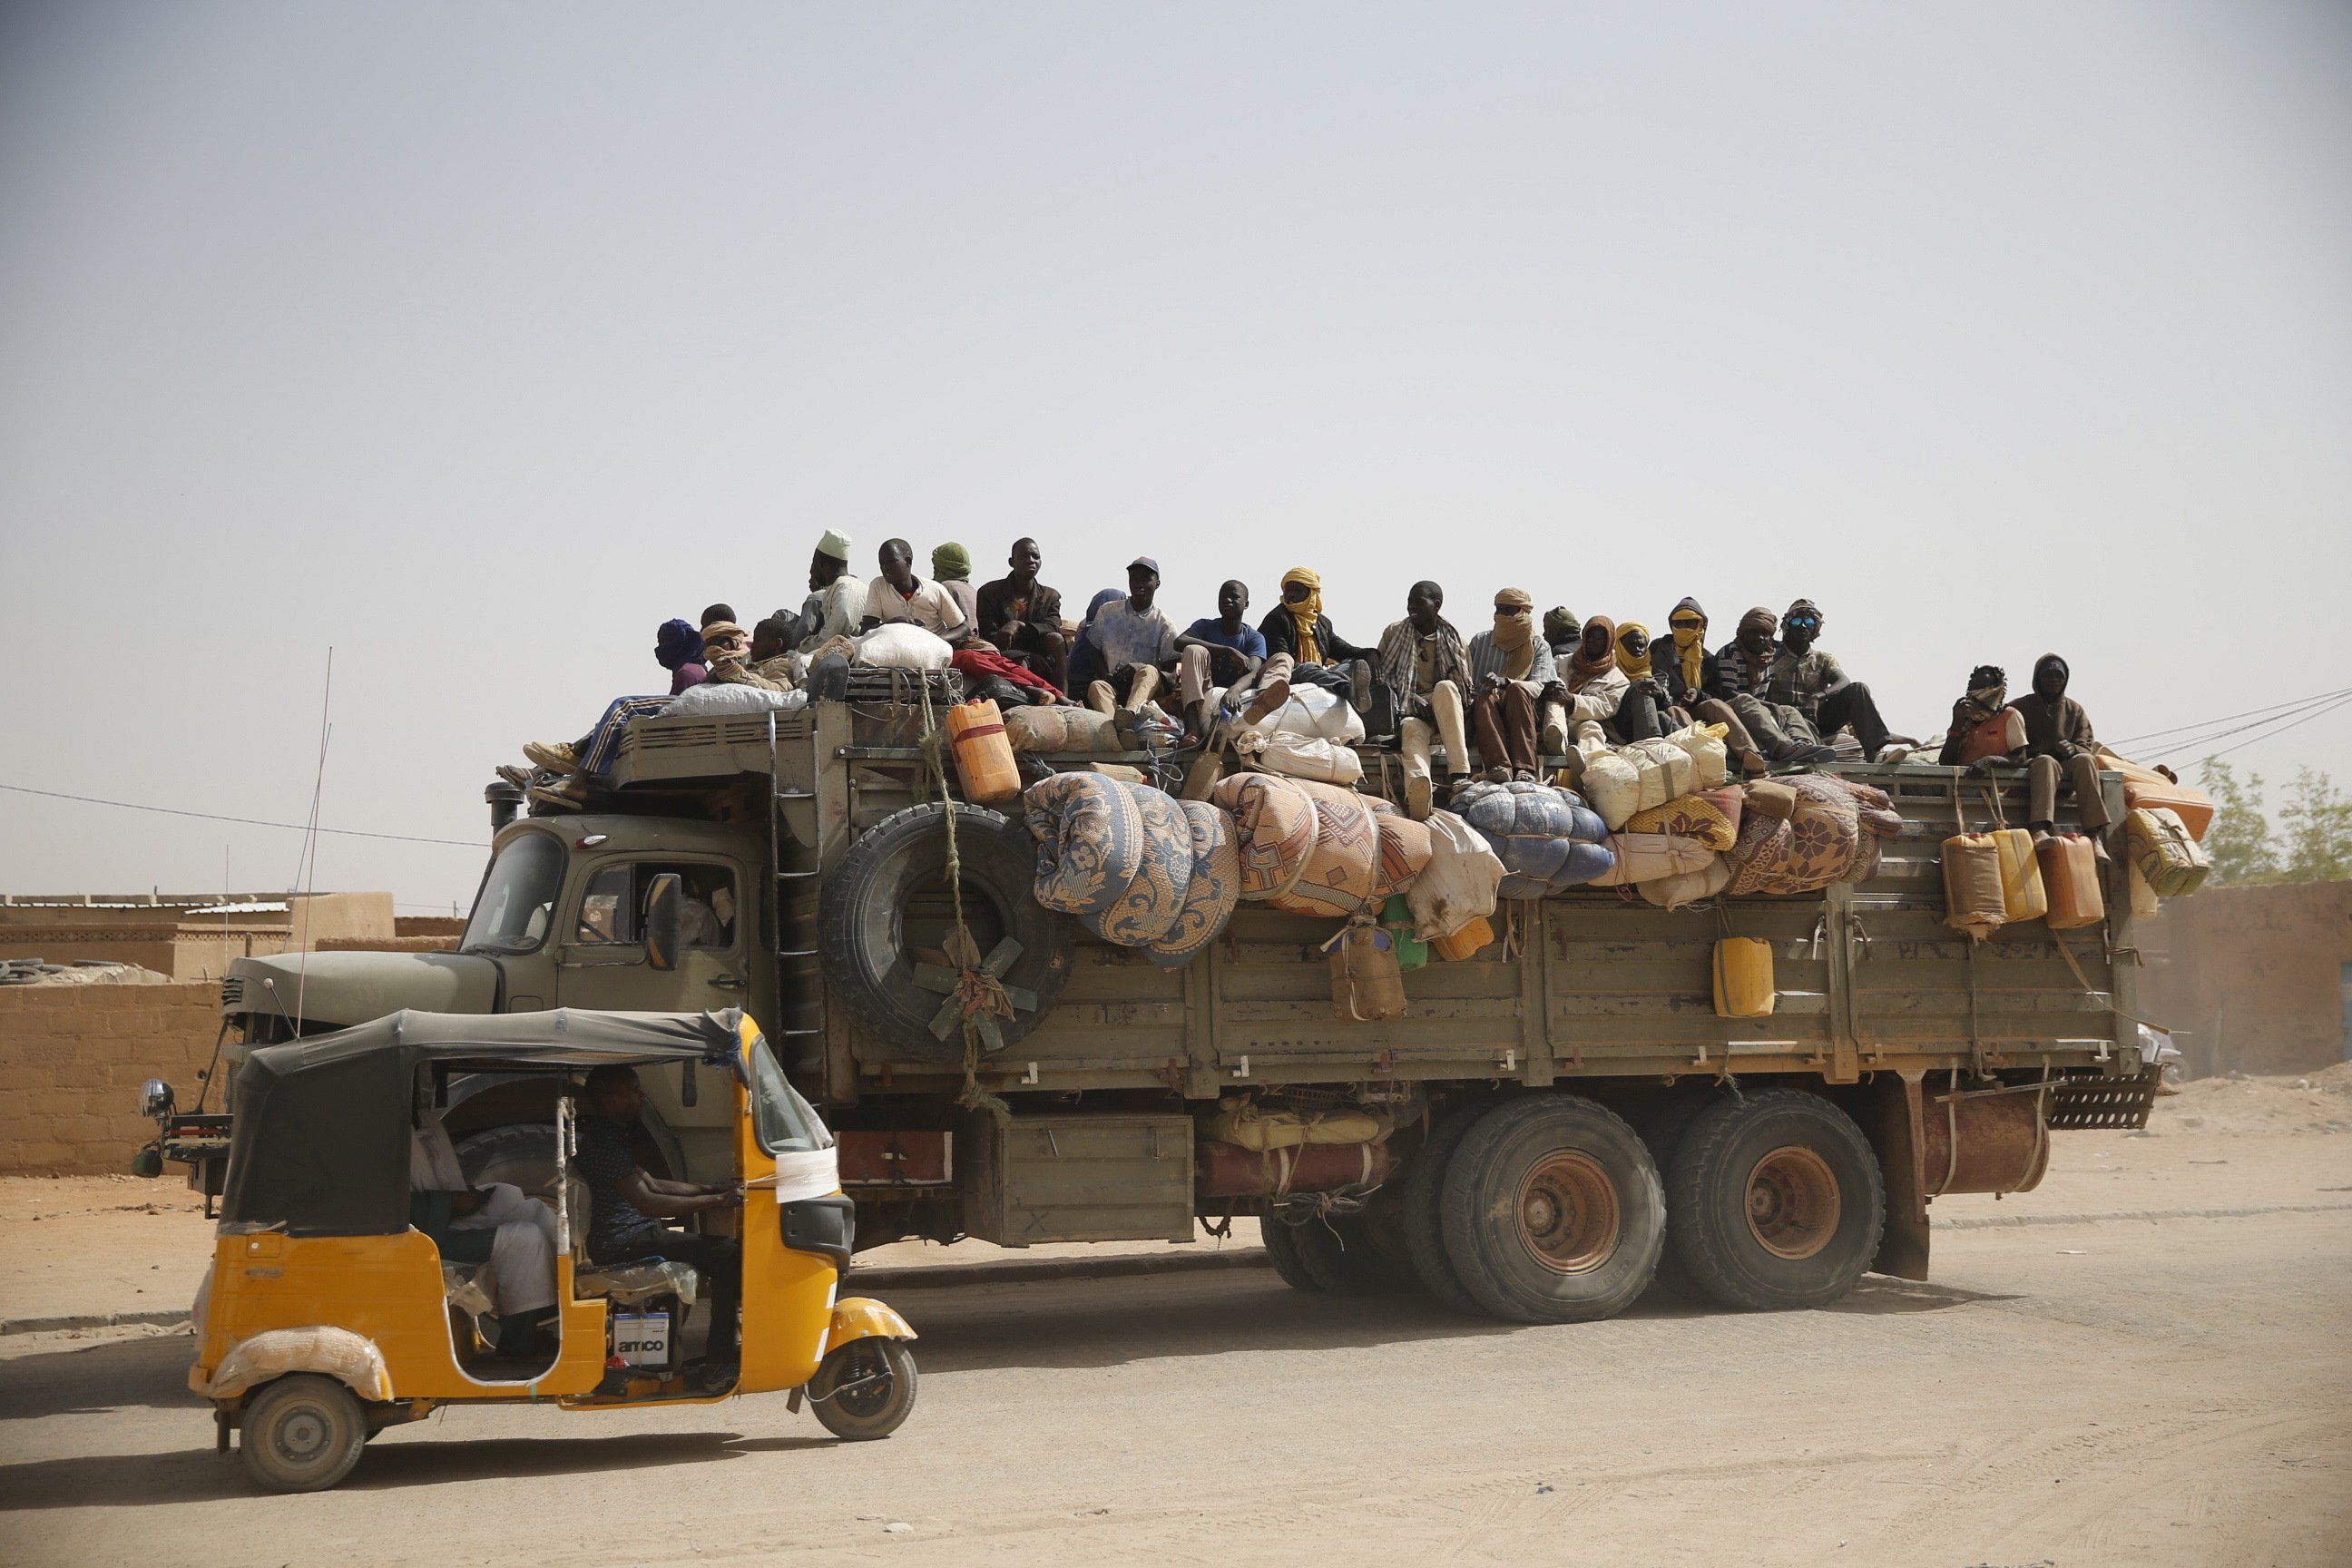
[{"xmin": 138, "ymin": 1078, "xmax": 174, "ymax": 1119}]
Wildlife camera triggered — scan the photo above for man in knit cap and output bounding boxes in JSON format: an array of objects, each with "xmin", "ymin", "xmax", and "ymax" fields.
[{"xmin": 790, "ymin": 530, "xmax": 866, "ymax": 653}]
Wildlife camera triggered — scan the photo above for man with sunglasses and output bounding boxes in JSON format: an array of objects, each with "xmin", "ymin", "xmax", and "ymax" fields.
[
  {"xmin": 1710, "ymin": 605, "xmax": 1834, "ymax": 768},
  {"xmin": 1764, "ymin": 598, "xmax": 1890, "ymax": 763}
]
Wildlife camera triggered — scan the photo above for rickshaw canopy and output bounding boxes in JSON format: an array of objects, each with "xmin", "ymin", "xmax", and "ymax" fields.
[{"xmin": 221, "ymin": 1007, "xmax": 749, "ymax": 1238}]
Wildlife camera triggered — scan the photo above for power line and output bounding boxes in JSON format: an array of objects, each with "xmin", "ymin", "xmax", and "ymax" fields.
[
  {"xmin": 0, "ymin": 781, "xmax": 481, "ymax": 848},
  {"xmin": 2109, "ymin": 685, "xmax": 2352, "ymax": 750},
  {"xmin": 2195, "ymin": 691, "xmax": 2352, "ymax": 768}
]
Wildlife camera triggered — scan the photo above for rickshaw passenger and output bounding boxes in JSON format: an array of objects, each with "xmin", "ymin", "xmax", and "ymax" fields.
[
  {"xmin": 579, "ymin": 1065, "xmax": 744, "ymax": 1373},
  {"xmin": 408, "ymin": 1111, "xmax": 560, "ymax": 1353}
]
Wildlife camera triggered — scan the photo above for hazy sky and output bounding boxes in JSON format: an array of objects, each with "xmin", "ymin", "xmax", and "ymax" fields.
[{"xmin": 3, "ymin": 2, "xmax": 2347, "ymax": 913}]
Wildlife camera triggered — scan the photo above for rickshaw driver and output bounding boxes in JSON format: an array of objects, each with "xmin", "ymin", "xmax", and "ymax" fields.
[{"xmin": 578, "ymin": 1064, "xmax": 744, "ymax": 1382}]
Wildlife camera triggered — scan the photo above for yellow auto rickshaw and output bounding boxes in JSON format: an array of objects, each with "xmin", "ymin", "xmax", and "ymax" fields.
[{"xmin": 184, "ymin": 1006, "xmax": 916, "ymax": 1491}]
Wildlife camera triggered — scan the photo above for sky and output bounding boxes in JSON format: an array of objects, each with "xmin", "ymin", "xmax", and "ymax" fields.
[{"xmin": 2, "ymin": 1, "xmax": 2348, "ymax": 914}]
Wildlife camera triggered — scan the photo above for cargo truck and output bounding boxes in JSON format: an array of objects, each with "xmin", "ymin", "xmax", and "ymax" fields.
[{"xmin": 180, "ymin": 684, "xmax": 2163, "ymax": 1323}]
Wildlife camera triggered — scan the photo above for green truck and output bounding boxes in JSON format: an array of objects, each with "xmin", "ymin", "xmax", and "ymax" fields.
[{"xmin": 198, "ymin": 689, "xmax": 2161, "ymax": 1323}]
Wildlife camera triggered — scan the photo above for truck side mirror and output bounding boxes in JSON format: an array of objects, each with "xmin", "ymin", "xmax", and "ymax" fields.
[{"xmin": 643, "ymin": 873, "xmax": 683, "ymax": 972}]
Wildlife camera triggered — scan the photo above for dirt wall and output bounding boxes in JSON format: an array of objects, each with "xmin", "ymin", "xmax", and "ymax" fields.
[
  {"xmin": 0, "ymin": 983, "xmax": 222, "ymax": 1175},
  {"xmin": 2141, "ymin": 880, "xmax": 2352, "ymax": 1077}
]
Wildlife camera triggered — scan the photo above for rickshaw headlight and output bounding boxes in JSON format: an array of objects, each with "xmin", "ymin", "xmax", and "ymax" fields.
[{"xmin": 138, "ymin": 1078, "xmax": 174, "ymax": 1119}]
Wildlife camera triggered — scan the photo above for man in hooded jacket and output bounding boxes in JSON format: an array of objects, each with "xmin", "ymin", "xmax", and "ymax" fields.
[{"xmin": 2011, "ymin": 653, "xmax": 2109, "ymax": 838}]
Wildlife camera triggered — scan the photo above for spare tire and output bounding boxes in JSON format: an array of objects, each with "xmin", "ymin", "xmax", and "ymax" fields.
[{"xmin": 819, "ymin": 802, "xmax": 1073, "ymax": 1062}]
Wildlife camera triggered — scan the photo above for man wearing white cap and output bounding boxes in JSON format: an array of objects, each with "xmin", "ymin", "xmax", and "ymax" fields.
[{"xmin": 790, "ymin": 530, "xmax": 866, "ymax": 653}]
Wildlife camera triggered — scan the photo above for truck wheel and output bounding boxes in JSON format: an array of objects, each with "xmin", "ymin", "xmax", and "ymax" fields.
[
  {"xmin": 819, "ymin": 803, "xmax": 1073, "ymax": 1063},
  {"xmin": 1401, "ymin": 1107, "xmax": 1488, "ymax": 1315},
  {"xmin": 1666, "ymin": 1089, "xmax": 1885, "ymax": 1311},
  {"xmin": 240, "ymin": 1376, "xmax": 367, "ymax": 1493},
  {"xmin": 1259, "ymin": 1214, "xmax": 1325, "ymax": 1293},
  {"xmin": 808, "ymin": 1339, "xmax": 918, "ymax": 1440},
  {"xmin": 1637, "ymin": 1093, "xmax": 1720, "ymax": 1304},
  {"xmin": 1440, "ymin": 1096, "xmax": 1664, "ymax": 1324}
]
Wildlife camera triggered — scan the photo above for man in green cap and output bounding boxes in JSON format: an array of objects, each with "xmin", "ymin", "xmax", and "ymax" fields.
[{"xmin": 931, "ymin": 543, "xmax": 980, "ymax": 638}]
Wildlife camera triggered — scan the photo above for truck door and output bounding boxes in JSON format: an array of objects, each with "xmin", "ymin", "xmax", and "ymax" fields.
[{"xmin": 553, "ymin": 856, "xmax": 751, "ymax": 1018}]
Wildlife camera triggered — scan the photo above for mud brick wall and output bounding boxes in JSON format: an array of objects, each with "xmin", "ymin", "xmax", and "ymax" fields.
[{"xmin": 0, "ymin": 984, "xmax": 222, "ymax": 1175}]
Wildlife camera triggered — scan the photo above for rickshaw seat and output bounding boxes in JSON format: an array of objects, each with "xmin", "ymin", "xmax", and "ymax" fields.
[{"xmin": 574, "ymin": 1259, "xmax": 700, "ymax": 1307}]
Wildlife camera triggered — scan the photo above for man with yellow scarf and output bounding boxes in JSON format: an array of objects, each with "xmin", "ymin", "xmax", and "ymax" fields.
[
  {"xmin": 1465, "ymin": 588, "xmax": 1557, "ymax": 782},
  {"xmin": 1256, "ymin": 567, "xmax": 1373, "ymax": 717}
]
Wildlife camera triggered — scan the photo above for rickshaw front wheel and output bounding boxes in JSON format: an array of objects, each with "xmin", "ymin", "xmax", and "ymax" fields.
[
  {"xmin": 807, "ymin": 1339, "xmax": 917, "ymax": 1441},
  {"xmin": 240, "ymin": 1375, "xmax": 368, "ymax": 1492}
]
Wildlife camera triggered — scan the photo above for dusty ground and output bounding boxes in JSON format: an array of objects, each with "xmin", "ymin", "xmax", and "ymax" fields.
[{"xmin": 3, "ymin": 1073, "xmax": 2347, "ymax": 1566}]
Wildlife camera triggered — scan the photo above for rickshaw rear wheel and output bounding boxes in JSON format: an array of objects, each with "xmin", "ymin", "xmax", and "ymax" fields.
[
  {"xmin": 240, "ymin": 1375, "xmax": 368, "ymax": 1493},
  {"xmin": 808, "ymin": 1339, "xmax": 917, "ymax": 1441}
]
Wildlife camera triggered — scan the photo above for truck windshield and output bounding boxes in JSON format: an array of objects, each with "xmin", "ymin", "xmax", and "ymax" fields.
[
  {"xmin": 460, "ymin": 833, "xmax": 565, "ymax": 954},
  {"xmin": 750, "ymin": 1035, "xmax": 832, "ymax": 1154}
]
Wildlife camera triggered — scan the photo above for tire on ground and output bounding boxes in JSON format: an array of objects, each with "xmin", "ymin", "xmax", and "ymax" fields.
[
  {"xmin": 1637, "ymin": 1092, "xmax": 1723, "ymax": 1304},
  {"xmin": 818, "ymin": 802, "xmax": 1073, "ymax": 1061},
  {"xmin": 1665, "ymin": 1088, "xmax": 1886, "ymax": 1311},
  {"xmin": 240, "ymin": 1374, "xmax": 368, "ymax": 1494},
  {"xmin": 1439, "ymin": 1095, "xmax": 1664, "ymax": 1324},
  {"xmin": 1263, "ymin": 1214, "xmax": 1387, "ymax": 1295},
  {"xmin": 1402, "ymin": 1105, "xmax": 1489, "ymax": 1315},
  {"xmin": 808, "ymin": 1338, "xmax": 919, "ymax": 1440},
  {"xmin": 1260, "ymin": 1214, "xmax": 1325, "ymax": 1293}
]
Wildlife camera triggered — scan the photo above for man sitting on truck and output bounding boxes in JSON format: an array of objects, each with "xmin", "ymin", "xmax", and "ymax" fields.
[
  {"xmin": 578, "ymin": 1065, "xmax": 743, "ymax": 1383},
  {"xmin": 1084, "ymin": 556, "xmax": 1183, "ymax": 719},
  {"xmin": 975, "ymin": 537, "xmax": 1069, "ymax": 691},
  {"xmin": 2010, "ymin": 652, "xmax": 2110, "ymax": 842},
  {"xmin": 791, "ymin": 530, "xmax": 866, "ymax": 652},
  {"xmin": 862, "ymin": 538, "xmax": 971, "ymax": 643},
  {"xmin": 1763, "ymin": 598, "xmax": 1890, "ymax": 762},
  {"xmin": 1174, "ymin": 578, "xmax": 1269, "ymax": 742},
  {"xmin": 1371, "ymin": 580, "xmax": 1473, "ymax": 818},
  {"xmin": 1710, "ymin": 606, "xmax": 1835, "ymax": 769},
  {"xmin": 1258, "ymin": 567, "xmax": 1373, "ymax": 713},
  {"xmin": 1465, "ymin": 588, "xmax": 1554, "ymax": 782}
]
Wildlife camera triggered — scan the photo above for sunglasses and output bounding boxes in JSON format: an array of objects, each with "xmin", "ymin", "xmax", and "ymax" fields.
[{"xmin": 1785, "ymin": 618, "xmax": 1819, "ymax": 632}]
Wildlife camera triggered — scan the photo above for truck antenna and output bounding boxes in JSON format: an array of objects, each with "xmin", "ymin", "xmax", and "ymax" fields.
[{"xmin": 293, "ymin": 648, "xmax": 334, "ymax": 1033}]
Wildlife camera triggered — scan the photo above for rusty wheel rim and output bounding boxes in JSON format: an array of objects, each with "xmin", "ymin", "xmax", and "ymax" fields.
[
  {"xmin": 1744, "ymin": 1145, "xmax": 1841, "ymax": 1260},
  {"xmin": 1515, "ymin": 1152, "xmax": 1622, "ymax": 1274}
]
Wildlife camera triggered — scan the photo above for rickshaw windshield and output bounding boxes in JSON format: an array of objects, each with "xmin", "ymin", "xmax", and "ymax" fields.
[{"xmin": 750, "ymin": 1035, "xmax": 832, "ymax": 1154}]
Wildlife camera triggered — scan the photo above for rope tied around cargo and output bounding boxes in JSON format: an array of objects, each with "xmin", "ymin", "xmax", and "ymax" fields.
[{"xmin": 916, "ymin": 678, "xmax": 1013, "ymax": 1123}]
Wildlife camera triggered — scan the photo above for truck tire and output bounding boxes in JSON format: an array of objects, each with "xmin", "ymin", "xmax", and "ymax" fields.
[
  {"xmin": 1262, "ymin": 1212, "xmax": 1391, "ymax": 1294},
  {"xmin": 819, "ymin": 802, "xmax": 1073, "ymax": 1062},
  {"xmin": 1259, "ymin": 1214, "xmax": 1325, "ymax": 1293},
  {"xmin": 1665, "ymin": 1089, "xmax": 1885, "ymax": 1311},
  {"xmin": 1637, "ymin": 1093, "xmax": 1720, "ymax": 1305},
  {"xmin": 1440, "ymin": 1095, "xmax": 1664, "ymax": 1324},
  {"xmin": 1401, "ymin": 1107, "xmax": 1488, "ymax": 1315}
]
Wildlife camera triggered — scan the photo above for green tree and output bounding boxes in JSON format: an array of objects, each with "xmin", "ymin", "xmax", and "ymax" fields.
[
  {"xmin": 2197, "ymin": 760, "xmax": 2278, "ymax": 886},
  {"xmin": 2276, "ymin": 767, "xmax": 2352, "ymax": 884}
]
